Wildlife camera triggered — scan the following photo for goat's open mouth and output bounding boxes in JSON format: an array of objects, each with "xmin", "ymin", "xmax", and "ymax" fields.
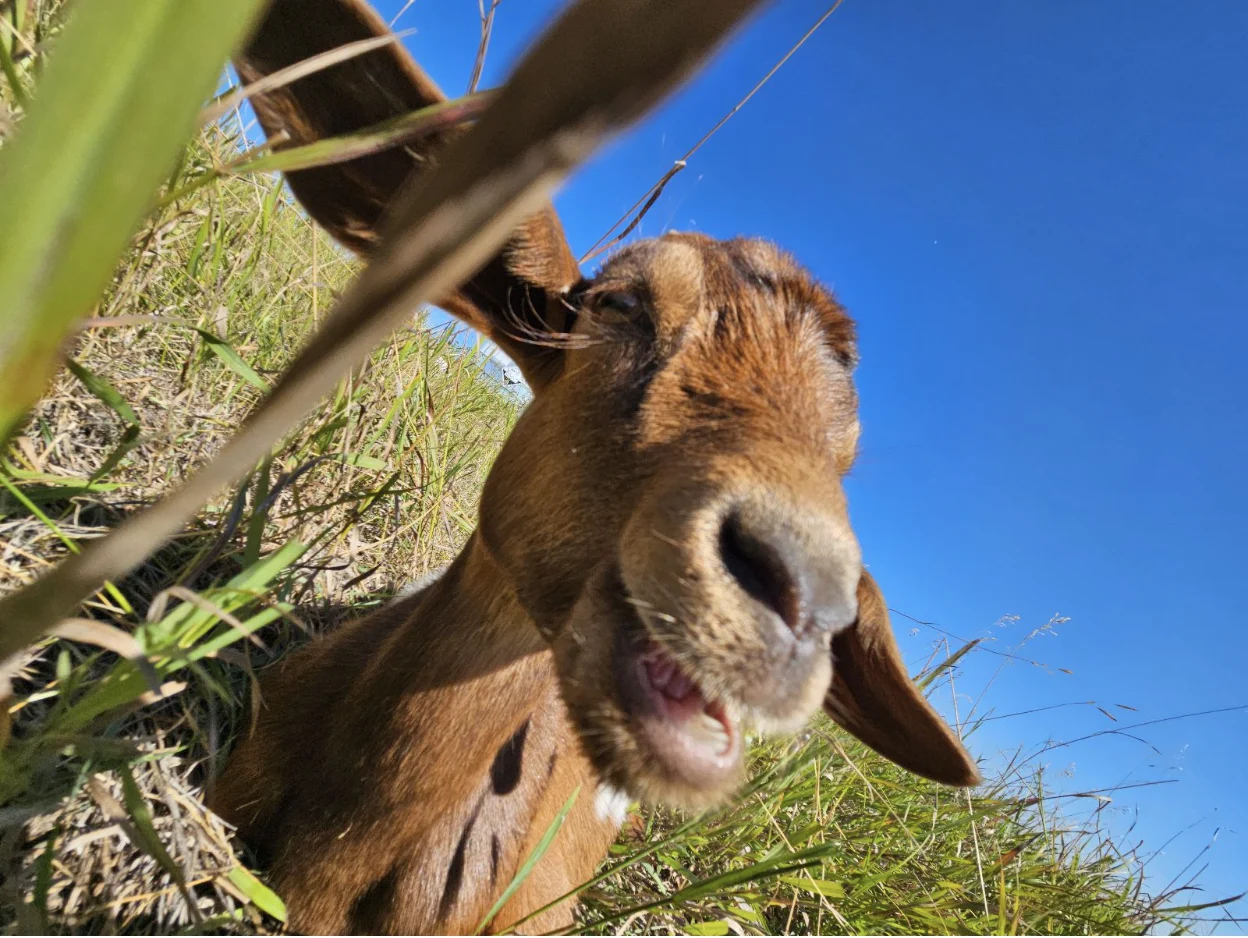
[{"xmin": 614, "ymin": 630, "xmax": 742, "ymax": 790}]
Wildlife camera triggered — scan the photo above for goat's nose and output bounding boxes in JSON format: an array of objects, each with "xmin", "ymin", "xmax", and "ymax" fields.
[{"xmin": 717, "ymin": 505, "xmax": 859, "ymax": 638}]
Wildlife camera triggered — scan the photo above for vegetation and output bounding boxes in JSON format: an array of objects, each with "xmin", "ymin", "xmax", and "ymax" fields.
[{"xmin": 0, "ymin": 1, "xmax": 1236, "ymax": 934}]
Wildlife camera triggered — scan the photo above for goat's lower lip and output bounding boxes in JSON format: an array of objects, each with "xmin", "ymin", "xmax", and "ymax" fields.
[{"xmin": 614, "ymin": 628, "xmax": 741, "ymax": 789}]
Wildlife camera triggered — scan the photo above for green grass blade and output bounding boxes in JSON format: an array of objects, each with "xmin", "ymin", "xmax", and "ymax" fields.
[
  {"xmin": 684, "ymin": 921, "xmax": 731, "ymax": 936},
  {"xmin": 0, "ymin": 23, "xmax": 28, "ymax": 110},
  {"xmin": 226, "ymin": 865, "xmax": 288, "ymax": 923},
  {"xmin": 195, "ymin": 328, "xmax": 271, "ymax": 391},
  {"xmin": 159, "ymin": 93, "xmax": 495, "ymax": 212},
  {"xmin": 475, "ymin": 786, "xmax": 580, "ymax": 935},
  {"xmin": 917, "ymin": 638, "xmax": 983, "ymax": 691},
  {"xmin": 117, "ymin": 765, "xmax": 183, "ymax": 884},
  {"xmin": 65, "ymin": 359, "xmax": 140, "ymax": 428},
  {"xmin": 0, "ymin": 0, "xmax": 265, "ymax": 443}
]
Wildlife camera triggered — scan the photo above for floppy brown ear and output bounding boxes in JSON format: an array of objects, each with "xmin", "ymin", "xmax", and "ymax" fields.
[
  {"xmin": 824, "ymin": 569, "xmax": 981, "ymax": 787},
  {"xmin": 235, "ymin": 0, "xmax": 581, "ymax": 386}
]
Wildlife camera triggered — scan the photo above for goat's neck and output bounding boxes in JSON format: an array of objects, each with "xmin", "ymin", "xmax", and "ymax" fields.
[
  {"xmin": 385, "ymin": 531, "xmax": 549, "ymax": 682},
  {"xmin": 217, "ymin": 532, "xmax": 619, "ymax": 933},
  {"xmin": 358, "ymin": 531, "xmax": 556, "ymax": 794},
  {"xmin": 326, "ymin": 533, "xmax": 605, "ymax": 931}
]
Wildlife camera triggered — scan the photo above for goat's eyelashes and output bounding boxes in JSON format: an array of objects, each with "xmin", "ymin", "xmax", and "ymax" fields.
[
  {"xmin": 560, "ymin": 281, "xmax": 648, "ymax": 331},
  {"xmin": 577, "ymin": 287, "xmax": 653, "ymax": 338}
]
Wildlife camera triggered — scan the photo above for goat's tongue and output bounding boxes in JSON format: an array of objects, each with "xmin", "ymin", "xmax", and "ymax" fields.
[
  {"xmin": 643, "ymin": 648, "xmax": 733, "ymax": 756},
  {"xmin": 645, "ymin": 654, "xmax": 694, "ymax": 700}
]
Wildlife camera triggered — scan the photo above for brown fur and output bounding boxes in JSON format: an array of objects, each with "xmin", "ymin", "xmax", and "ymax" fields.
[{"xmin": 211, "ymin": 2, "xmax": 981, "ymax": 933}]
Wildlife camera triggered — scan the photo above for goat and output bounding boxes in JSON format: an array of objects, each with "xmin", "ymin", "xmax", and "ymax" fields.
[{"xmin": 210, "ymin": 1, "xmax": 982, "ymax": 933}]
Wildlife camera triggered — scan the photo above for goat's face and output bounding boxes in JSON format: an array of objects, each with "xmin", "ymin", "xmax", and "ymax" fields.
[
  {"xmin": 237, "ymin": 0, "xmax": 979, "ymax": 812},
  {"xmin": 476, "ymin": 232, "xmax": 973, "ymax": 807}
]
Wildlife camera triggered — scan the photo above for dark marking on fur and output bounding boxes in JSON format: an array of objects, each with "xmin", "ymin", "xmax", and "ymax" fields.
[
  {"xmin": 349, "ymin": 867, "xmax": 399, "ymax": 933},
  {"xmin": 621, "ymin": 350, "xmax": 661, "ymax": 420},
  {"xmin": 547, "ymin": 749, "xmax": 558, "ymax": 779},
  {"xmin": 490, "ymin": 833, "xmax": 501, "ymax": 885},
  {"xmin": 438, "ymin": 799, "xmax": 483, "ymax": 920},
  {"xmin": 491, "ymin": 718, "xmax": 530, "ymax": 796},
  {"xmin": 680, "ymin": 383, "xmax": 748, "ymax": 418}
]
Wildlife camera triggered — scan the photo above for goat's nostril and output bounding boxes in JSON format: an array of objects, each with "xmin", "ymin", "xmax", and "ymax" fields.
[{"xmin": 718, "ymin": 513, "xmax": 803, "ymax": 632}]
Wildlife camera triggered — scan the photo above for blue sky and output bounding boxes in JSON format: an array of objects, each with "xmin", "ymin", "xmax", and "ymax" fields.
[{"xmin": 360, "ymin": 0, "xmax": 1248, "ymax": 924}]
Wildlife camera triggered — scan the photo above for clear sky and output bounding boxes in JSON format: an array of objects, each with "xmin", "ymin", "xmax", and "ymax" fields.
[{"xmin": 365, "ymin": 0, "xmax": 1247, "ymax": 924}]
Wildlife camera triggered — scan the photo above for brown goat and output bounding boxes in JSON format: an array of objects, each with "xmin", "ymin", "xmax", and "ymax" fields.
[{"xmin": 210, "ymin": 1, "xmax": 982, "ymax": 933}]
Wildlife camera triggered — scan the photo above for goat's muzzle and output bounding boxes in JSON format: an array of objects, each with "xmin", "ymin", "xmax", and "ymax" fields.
[{"xmin": 554, "ymin": 470, "xmax": 862, "ymax": 807}]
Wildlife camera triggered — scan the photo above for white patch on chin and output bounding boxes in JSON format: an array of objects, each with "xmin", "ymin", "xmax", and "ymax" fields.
[
  {"xmin": 390, "ymin": 566, "xmax": 448, "ymax": 604},
  {"xmin": 594, "ymin": 783, "xmax": 632, "ymax": 827}
]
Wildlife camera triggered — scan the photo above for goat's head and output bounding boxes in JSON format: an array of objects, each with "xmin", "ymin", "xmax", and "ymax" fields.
[{"xmin": 239, "ymin": 0, "xmax": 980, "ymax": 811}]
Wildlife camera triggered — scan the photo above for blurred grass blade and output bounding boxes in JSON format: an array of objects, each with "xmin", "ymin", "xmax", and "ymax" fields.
[
  {"xmin": 88, "ymin": 430, "xmax": 144, "ymax": 485},
  {"xmin": 162, "ymin": 92, "xmax": 496, "ymax": 211},
  {"xmin": 1160, "ymin": 893, "xmax": 1246, "ymax": 915},
  {"xmin": 29, "ymin": 542, "xmax": 303, "ymax": 742},
  {"xmin": 31, "ymin": 823, "xmax": 59, "ymax": 926},
  {"xmin": 0, "ymin": 0, "xmax": 265, "ymax": 444},
  {"xmin": 235, "ymin": 92, "xmax": 495, "ymax": 175},
  {"xmin": 114, "ymin": 765, "xmax": 204, "ymax": 924},
  {"xmin": 0, "ymin": 0, "xmax": 767, "ymax": 660},
  {"xmin": 64, "ymin": 357, "xmax": 145, "ymax": 482}
]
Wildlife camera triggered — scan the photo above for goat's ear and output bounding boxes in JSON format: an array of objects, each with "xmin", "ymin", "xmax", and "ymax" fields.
[
  {"xmin": 824, "ymin": 570, "xmax": 981, "ymax": 787},
  {"xmin": 235, "ymin": 0, "xmax": 581, "ymax": 387}
]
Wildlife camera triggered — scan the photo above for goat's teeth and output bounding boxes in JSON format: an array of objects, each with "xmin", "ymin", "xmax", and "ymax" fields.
[
  {"xmin": 693, "ymin": 712, "xmax": 731, "ymax": 755},
  {"xmin": 698, "ymin": 712, "xmax": 723, "ymax": 733}
]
